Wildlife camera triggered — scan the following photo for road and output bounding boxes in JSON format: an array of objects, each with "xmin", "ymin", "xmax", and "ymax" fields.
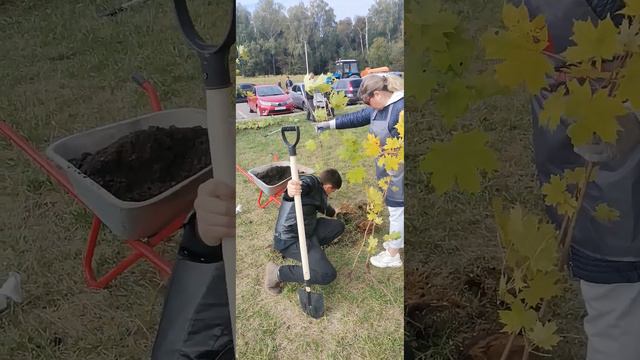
[{"xmin": 236, "ymin": 102, "xmax": 303, "ymax": 121}]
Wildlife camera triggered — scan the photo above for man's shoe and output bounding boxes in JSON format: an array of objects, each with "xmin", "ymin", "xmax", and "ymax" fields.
[
  {"xmin": 264, "ymin": 262, "xmax": 283, "ymax": 295},
  {"xmin": 370, "ymin": 250, "xmax": 402, "ymax": 268}
]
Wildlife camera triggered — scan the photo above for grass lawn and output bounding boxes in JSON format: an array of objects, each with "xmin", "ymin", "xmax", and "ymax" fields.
[
  {"xmin": 237, "ymin": 75, "xmax": 307, "ymax": 87},
  {"xmin": 0, "ymin": 1, "xmax": 231, "ymax": 359},
  {"xmin": 405, "ymin": 0, "xmax": 587, "ymax": 359},
  {"xmin": 235, "ymin": 113, "xmax": 404, "ymax": 359}
]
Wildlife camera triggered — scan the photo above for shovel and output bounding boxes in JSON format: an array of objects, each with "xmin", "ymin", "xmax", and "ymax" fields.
[
  {"xmin": 174, "ymin": 0, "xmax": 236, "ymax": 345},
  {"xmin": 280, "ymin": 126, "xmax": 325, "ymax": 319}
]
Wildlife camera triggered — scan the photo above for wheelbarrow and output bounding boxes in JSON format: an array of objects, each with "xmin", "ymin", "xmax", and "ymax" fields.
[
  {"xmin": 236, "ymin": 160, "xmax": 314, "ymax": 209},
  {"xmin": 0, "ymin": 73, "xmax": 210, "ymax": 289}
]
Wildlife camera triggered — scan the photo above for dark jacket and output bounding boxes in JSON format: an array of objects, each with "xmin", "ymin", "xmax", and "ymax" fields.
[
  {"xmin": 520, "ymin": 0, "xmax": 640, "ymax": 283},
  {"xmin": 151, "ymin": 214, "xmax": 234, "ymax": 359},
  {"xmin": 273, "ymin": 175, "xmax": 336, "ymax": 251}
]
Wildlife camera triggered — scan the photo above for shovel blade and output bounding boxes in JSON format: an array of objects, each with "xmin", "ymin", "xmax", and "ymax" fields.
[{"xmin": 297, "ymin": 288, "xmax": 324, "ymax": 319}]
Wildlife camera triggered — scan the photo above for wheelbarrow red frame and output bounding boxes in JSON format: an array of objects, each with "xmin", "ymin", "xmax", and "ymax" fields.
[
  {"xmin": 0, "ymin": 74, "xmax": 184, "ymax": 289},
  {"xmin": 235, "ymin": 154, "xmax": 286, "ymax": 210}
]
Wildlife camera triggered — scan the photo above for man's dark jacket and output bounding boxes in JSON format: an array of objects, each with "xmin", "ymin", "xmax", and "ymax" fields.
[{"xmin": 273, "ymin": 174, "xmax": 336, "ymax": 251}]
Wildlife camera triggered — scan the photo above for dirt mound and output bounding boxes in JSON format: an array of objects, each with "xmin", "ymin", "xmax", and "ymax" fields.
[{"xmin": 69, "ymin": 125, "xmax": 210, "ymax": 202}]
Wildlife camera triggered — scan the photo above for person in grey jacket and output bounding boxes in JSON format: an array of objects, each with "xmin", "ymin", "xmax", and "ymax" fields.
[
  {"xmin": 151, "ymin": 178, "xmax": 235, "ymax": 360},
  {"xmin": 315, "ymin": 74, "xmax": 405, "ymax": 268},
  {"xmin": 517, "ymin": 0, "xmax": 640, "ymax": 359}
]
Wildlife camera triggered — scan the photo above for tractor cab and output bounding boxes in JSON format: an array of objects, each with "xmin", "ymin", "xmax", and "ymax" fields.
[{"xmin": 334, "ymin": 59, "xmax": 360, "ymax": 79}]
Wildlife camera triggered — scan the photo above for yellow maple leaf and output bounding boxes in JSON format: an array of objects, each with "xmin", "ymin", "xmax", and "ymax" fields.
[
  {"xmin": 396, "ymin": 111, "xmax": 405, "ymax": 140},
  {"xmin": 563, "ymin": 16, "xmax": 622, "ymax": 63},
  {"xmin": 619, "ymin": 0, "xmax": 640, "ymax": 17},
  {"xmin": 528, "ymin": 321, "xmax": 561, "ymax": 350},
  {"xmin": 384, "ymin": 137, "xmax": 403, "ymax": 152},
  {"xmin": 363, "ymin": 133, "xmax": 381, "ymax": 158}
]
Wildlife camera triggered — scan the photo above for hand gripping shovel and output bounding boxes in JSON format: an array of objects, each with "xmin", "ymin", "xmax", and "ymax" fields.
[
  {"xmin": 174, "ymin": 0, "xmax": 237, "ymax": 344},
  {"xmin": 281, "ymin": 126, "xmax": 325, "ymax": 319}
]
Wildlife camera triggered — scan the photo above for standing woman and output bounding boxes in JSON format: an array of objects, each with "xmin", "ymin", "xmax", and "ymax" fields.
[
  {"xmin": 315, "ymin": 74, "xmax": 405, "ymax": 268},
  {"xmin": 519, "ymin": 0, "xmax": 640, "ymax": 359}
]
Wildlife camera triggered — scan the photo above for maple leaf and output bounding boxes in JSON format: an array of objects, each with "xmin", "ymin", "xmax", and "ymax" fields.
[
  {"xmin": 384, "ymin": 137, "xmax": 403, "ymax": 152},
  {"xmin": 378, "ymin": 176, "xmax": 391, "ymax": 190},
  {"xmin": 619, "ymin": 0, "xmax": 640, "ymax": 17},
  {"xmin": 304, "ymin": 139, "xmax": 317, "ymax": 152},
  {"xmin": 520, "ymin": 270, "xmax": 561, "ymax": 307},
  {"xmin": 406, "ymin": 0, "xmax": 459, "ymax": 51},
  {"xmin": 541, "ymin": 175, "xmax": 577, "ymax": 215},
  {"xmin": 482, "ymin": 4, "xmax": 552, "ymax": 93},
  {"xmin": 396, "ymin": 111, "xmax": 404, "ymax": 139},
  {"xmin": 329, "ymin": 91, "xmax": 348, "ymax": 111},
  {"xmin": 528, "ymin": 321, "xmax": 561, "ymax": 350},
  {"xmin": 539, "ymin": 90, "xmax": 566, "ymax": 129},
  {"xmin": 563, "ymin": 16, "xmax": 622, "ymax": 63},
  {"xmin": 505, "ymin": 206, "xmax": 558, "ymax": 272},
  {"xmin": 378, "ymin": 154, "xmax": 401, "ymax": 171},
  {"xmin": 363, "ymin": 133, "xmax": 381, "ymax": 158},
  {"xmin": 594, "ymin": 203, "xmax": 620, "ymax": 223},
  {"xmin": 435, "ymin": 79, "xmax": 474, "ymax": 126},
  {"xmin": 346, "ymin": 167, "xmax": 366, "ymax": 184},
  {"xmin": 420, "ymin": 130, "xmax": 499, "ymax": 194},
  {"xmin": 617, "ymin": 18, "xmax": 640, "ymax": 53},
  {"xmin": 383, "ymin": 231, "xmax": 402, "ymax": 241},
  {"xmin": 617, "ymin": 56, "xmax": 640, "ymax": 109},
  {"xmin": 367, "ymin": 236, "xmax": 379, "ymax": 254},
  {"xmin": 563, "ymin": 166, "xmax": 598, "ymax": 184},
  {"xmin": 431, "ymin": 28, "xmax": 474, "ymax": 74},
  {"xmin": 565, "ymin": 80, "xmax": 626, "ymax": 146},
  {"xmin": 499, "ymin": 299, "xmax": 538, "ymax": 334},
  {"xmin": 405, "ymin": 66, "xmax": 437, "ymax": 106}
]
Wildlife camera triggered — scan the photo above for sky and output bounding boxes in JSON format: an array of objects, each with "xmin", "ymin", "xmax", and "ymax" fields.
[{"xmin": 237, "ymin": 0, "xmax": 376, "ymax": 20}]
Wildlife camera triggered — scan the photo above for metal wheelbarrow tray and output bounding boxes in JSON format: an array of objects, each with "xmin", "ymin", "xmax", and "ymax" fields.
[
  {"xmin": 247, "ymin": 161, "xmax": 314, "ymax": 196},
  {"xmin": 46, "ymin": 108, "xmax": 211, "ymax": 240},
  {"xmin": 238, "ymin": 161, "xmax": 314, "ymax": 210}
]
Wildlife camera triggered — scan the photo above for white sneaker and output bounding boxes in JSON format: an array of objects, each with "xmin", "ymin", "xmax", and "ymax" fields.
[{"xmin": 370, "ymin": 250, "xmax": 402, "ymax": 268}]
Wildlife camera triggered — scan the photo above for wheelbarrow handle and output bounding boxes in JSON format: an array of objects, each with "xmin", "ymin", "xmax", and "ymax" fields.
[
  {"xmin": 281, "ymin": 126, "xmax": 300, "ymax": 156},
  {"xmin": 173, "ymin": 0, "xmax": 235, "ymax": 89}
]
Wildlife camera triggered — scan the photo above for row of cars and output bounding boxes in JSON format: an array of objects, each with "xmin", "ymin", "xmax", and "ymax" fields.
[
  {"xmin": 235, "ymin": 78, "xmax": 363, "ymax": 116},
  {"xmin": 236, "ymin": 73, "xmax": 402, "ymax": 116}
]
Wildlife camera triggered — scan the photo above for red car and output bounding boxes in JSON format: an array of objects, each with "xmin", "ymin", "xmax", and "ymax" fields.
[{"xmin": 247, "ymin": 85, "xmax": 295, "ymax": 116}]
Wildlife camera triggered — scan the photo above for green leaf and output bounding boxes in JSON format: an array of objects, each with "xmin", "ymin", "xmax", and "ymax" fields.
[{"xmin": 420, "ymin": 130, "xmax": 499, "ymax": 194}]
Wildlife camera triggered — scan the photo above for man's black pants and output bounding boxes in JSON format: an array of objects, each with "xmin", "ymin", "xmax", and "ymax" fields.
[{"xmin": 277, "ymin": 218, "xmax": 345, "ymax": 285}]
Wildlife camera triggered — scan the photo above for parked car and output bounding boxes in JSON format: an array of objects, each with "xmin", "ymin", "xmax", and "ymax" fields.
[
  {"xmin": 236, "ymin": 82, "xmax": 255, "ymax": 103},
  {"xmin": 247, "ymin": 85, "xmax": 295, "ymax": 116},
  {"xmin": 288, "ymin": 83, "xmax": 312, "ymax": 110},
  {"xmin": 332, "ymin": 78, "xmax": 362, "ymax": 105}
]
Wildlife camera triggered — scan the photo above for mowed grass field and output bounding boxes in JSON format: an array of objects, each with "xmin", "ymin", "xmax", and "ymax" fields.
[
  {"xmin": 0, "ymin": 1, "xmax": 231, "ymax": 359},
  {"xmin": 237, "ymin": 75, "xmax": 307, "ymax": 86},
  {"xmin": 235, "ymin": 113, "xmax": 404, "ymax": 359},
  {"xmin": 405, "ymin": 0, "xmax": 587, "ymax": 359}
]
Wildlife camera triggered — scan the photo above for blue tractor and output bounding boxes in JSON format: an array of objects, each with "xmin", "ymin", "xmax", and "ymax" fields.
[{"xmin": 333, "ymin": 59, "xmax": 361, "ymax": 79}]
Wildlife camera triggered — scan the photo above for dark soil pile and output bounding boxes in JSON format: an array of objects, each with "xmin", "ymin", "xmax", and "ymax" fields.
[
  {"xmin": 254, "ymin": 165, "xmax": 308, "ymax": 185},
  {"xmin": 69, "ymin": 125, "xmax": 210, "ymax": 202}
]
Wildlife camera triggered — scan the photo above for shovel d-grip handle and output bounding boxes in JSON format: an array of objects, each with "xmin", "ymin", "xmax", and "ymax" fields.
[
  {"xmin": 173, "ymin": 0, "xmax": 235, "ymax": 89},
  {"xmin": 280, "ymin": 126, "xmax": 300, "ymax": 156}
]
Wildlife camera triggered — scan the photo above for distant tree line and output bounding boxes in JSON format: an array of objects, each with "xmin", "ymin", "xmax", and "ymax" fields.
[{"xmin": 236, "ymin": 0, "xmax": 404, "ymax": 76}]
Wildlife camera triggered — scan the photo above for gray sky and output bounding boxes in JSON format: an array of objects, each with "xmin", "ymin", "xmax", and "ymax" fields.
[{"xmin": 237, "ymin": 0, "xmax": 376, "ymax": 20}]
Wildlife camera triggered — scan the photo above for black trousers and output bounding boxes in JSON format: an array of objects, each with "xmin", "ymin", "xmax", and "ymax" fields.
[{"xmin": 278, "ymin": 218, "xmax": 345, "ymax": 285}]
